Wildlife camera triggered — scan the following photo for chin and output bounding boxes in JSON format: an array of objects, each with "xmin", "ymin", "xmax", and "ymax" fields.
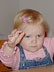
[
  {"xmin": 29, "ymin": 49, "xmax": 38, "ymax": 52},
  {"xmin": 30, "ymin": 48, "xmax": 41, "ymax": 52}
]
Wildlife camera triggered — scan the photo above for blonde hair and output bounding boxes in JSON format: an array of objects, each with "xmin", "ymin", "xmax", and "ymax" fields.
[{"xmin": 14, "ymin": 9, "xmax": 49, "ymax": 34}]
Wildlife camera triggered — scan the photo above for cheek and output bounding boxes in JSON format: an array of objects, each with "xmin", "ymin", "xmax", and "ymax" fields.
[
  {"xmin": 38, "ymin": 39, "xmax": 44, "ymax": 46},
  {"xmin": 20, "ymin": 41, "xmax": 29, "ymax": 50},
  {"xmin": 20, "ymin": 38, "xmax": 28, "ymax": 47}
]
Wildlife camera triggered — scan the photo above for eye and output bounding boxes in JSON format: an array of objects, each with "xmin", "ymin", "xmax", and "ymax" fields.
[
  {"xmin": 37, "ymin": 35, "xmax": 42, "ymax": 38},
  {"xmin": 25, "ymin": 36, "xmax": 31, "ymax": 38}
]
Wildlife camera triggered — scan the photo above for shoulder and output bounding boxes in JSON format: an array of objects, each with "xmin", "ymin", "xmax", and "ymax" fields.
[
  {"xmin": 44, "ymin": 37, "xmax": 54, "ymax": 42},
  {"xmin": 44, "ymin": 37, "xmax": 54, "ymax": 47}
]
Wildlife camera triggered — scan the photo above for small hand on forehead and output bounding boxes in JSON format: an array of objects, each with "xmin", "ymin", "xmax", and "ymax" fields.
[{"xmin": 8, "ymin": 29, "xmax": 25, "ymax": 48}]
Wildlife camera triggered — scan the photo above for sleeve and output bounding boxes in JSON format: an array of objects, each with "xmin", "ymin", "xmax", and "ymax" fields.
[
  {"xmin": 51, "ymin": 37, "xmax": 54, "ymax": 54},
  {"xmin": 0, "ymin": 41, "xmax": 20, "ymax": 68}
]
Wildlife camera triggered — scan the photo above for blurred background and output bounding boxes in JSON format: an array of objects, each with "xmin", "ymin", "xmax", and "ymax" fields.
[{"xmin": 0, "ymin": 0, "xmax": 54, "ymax": 40}]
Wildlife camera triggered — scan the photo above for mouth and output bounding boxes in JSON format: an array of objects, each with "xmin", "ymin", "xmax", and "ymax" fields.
[{"xmin": 31, "ymin": 46, "xmax": 37, "ymax": 48}]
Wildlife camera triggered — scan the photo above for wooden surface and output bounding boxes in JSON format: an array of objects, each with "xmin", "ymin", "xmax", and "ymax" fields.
[
  {"xmin": 12, "ymin": 65, "xmax": 54, "ymax": 72},
  {"xmin": 0, "ymin": 40, "xmax": 12, "ymax": 71},
  {"xmin": 0, "ymin": 40, "xmax": 7, "ymax": 48},
  {"xmin": 0, "ymin": 61, "xmax": 12, "ymax": 71}
]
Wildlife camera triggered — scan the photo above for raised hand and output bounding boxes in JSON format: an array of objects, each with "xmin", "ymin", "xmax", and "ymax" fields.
[{"xmin": 8, "ymin": 29, "xmax": 25, "ymax": 48}]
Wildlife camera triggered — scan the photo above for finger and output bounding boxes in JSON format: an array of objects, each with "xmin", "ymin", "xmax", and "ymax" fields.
[
  {"xmin": 8, "ymin": 34, "xmax": 13, "ymax": 41},
  {"xmin": 15, "ymin": 30, "xmax": 23, "ymax": 36},
  {"xmin": 11, "ymin": 29, "xmax": 17, "ymax": 36},
  {"xmin": 8, "ymin": 34, "xmax": 18, "ymax": 47},
  {"xmin": 10, "ymin": 31, "xmax": 23, "ymax": 42},
  {"xmin": 8, "ymin": 34, "xmax": 13, "ymax": 38},
  {"xmin": 8, "ymin": 30, "xmax": 23, "ymax": 41},
  {"xmin": 15, "ymin": 32, "xmax": 25, "ymax": 45},
  {"xmin": 8, "ymin": 32, "xmax": 25, "ymax": 47},
  {"xmin": 8, "ymin": 36, "xmax": 17, "ymax": 48},
  {"xmin": 8, "ymin": 31, "xmax": 22, "ymax": 43}
]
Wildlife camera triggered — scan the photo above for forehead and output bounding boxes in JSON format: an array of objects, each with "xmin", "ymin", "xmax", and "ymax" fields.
[{"xmin": 22, "ymin": 24, "xmax": 44, "ymax": 35}]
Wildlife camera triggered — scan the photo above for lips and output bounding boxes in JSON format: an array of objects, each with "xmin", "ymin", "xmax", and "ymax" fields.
[{"xmin": 31, "ymin": 45, "xmax": 37, "ymax": 47}]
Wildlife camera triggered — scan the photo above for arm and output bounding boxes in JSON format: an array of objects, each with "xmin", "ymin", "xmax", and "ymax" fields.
[
  {"xmin": 0, "ymin": 41, "xmax": 19, "ymax": 68},
  {"xmin": 1, "ymin": 29, "xmax": 25, "ymax": 56},
  {"xmin": 51, "ymin": 37, "xmax": 54, "ymax": 54},
  {"xmin": 0, "ymin": 29, "xmax": 25, "ymax": 69},
  {"xmin": 3, "ymin": 42, "xmax": 15, "ymax": 56}
]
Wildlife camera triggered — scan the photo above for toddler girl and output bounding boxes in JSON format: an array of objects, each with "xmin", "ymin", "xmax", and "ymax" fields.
[{"xmin": 0, "ymin": 9, "xmax": 54, "ymax": 70}]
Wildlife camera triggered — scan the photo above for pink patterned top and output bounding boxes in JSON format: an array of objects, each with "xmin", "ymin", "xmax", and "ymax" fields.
[{"xmin": 0, "ymin": 37, "xmax": 54, "ymax": 70}]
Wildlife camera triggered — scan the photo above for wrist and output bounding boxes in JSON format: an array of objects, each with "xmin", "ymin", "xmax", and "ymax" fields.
[
  {"xmin": 1, "ymin": 41, "xmax": 17, "ymax": 56},
  {"xmin": 7, "ymin": 40, "xmax": 16, "ymax": 48},
  {"xmin": 3, "ymin": 42, "xmax": 15, "ymax": 56}
]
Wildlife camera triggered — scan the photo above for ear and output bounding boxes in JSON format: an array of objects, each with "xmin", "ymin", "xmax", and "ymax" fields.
[{"xmin": 45, "ymin": 32, "xmax": 47, "ymax": 37}]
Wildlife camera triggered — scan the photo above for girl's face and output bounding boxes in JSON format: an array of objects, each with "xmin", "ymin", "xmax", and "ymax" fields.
[{"xmin": 20, "ymin": 23, "xmax": 45, "ymax": 52}]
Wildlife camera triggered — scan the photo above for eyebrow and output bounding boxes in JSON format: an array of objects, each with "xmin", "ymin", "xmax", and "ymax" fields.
[{"xmin": 25, "ymin": 33, "xmax": 43, "ymax": 36}]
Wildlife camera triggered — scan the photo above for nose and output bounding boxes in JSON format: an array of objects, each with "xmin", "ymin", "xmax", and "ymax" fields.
[{"xmin": 31, "ymin": 37, "xmax": 37, "ymax": 43}]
